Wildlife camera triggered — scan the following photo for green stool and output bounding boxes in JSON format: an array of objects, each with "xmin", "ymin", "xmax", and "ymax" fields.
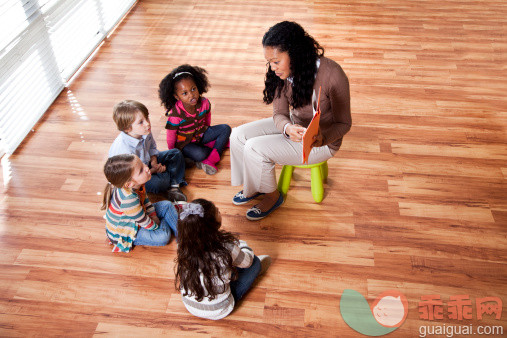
[{"xmin": 277, "ymin": 161, "xmax": 328, "ymax": 203}]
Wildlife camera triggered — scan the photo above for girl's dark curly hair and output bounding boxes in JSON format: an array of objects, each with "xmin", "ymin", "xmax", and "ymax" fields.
[
  {"xmin": 262, "ymin": 21, "xmax": 324, "ymax": 109},
  {"xmin": 158, "ymin": 64, "xmax": 210, "ymax": 111},
  {"xmin": 175, "ymin": 199, "xmax": 238, "ymax": 301}
]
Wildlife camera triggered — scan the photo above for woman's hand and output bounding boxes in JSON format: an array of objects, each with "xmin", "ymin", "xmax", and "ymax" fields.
[
  {"xmin": 286, "ymin": 124, "xmax": 306, "ymax": 142},
  {"xmin": 312, "ymin": 131, "xmax": 324, "ymax": 147}
]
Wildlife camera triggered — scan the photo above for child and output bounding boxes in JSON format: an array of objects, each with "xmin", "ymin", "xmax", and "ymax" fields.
[
  {"xmin": 159, "ymin": 65, "xmax": 231, "ymax": 175},
  {"xmin": 101, "ymin": 154, "xmax": 178, "ymax": 253},
  {"xmin": 109, "ymin": 100, "xmax": 187, "ymax": 202},
  {"xmin": 175, "ymin": 198, "xmax": 271, "ymax": 320}
]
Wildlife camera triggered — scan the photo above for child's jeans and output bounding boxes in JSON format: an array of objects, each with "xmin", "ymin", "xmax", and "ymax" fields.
[
  {"xmin": 145, "ymin": 149, "xmax": 187, "ymax": 193},
  {"xmin": 134, "ymin": 201, "xmax": 178, "ymax": 246},
  {"xmin": 230, "ymin": 255, "xmax": 261, "ymax": 302},
  {"xmin": 181, "ymin": 124, "xmax": 231, "ymax": 162}
]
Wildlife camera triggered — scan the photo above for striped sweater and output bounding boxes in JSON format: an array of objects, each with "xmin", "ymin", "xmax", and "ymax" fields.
[
  {"xmin": 165, "ymin": 97, "xmax": 211, "ymax": 150},
  {"xmin": 105, "ymin": 185, "xmax": 157, "ymax": 252},
  {"xmin": 181, "ymin": 240, "xmax": 254, "ymax": 320}
]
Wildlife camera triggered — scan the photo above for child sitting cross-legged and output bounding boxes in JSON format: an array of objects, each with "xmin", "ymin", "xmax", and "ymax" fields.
[
  {"xmin": 102, "ymin": 154, "xmax": 178, "ymax": 253},
  {"xmin": 109, "ymin": 100, "xmax": 187, "ymax": 202},
  {"xmin": 159, "ymin": 65, "xmax": 231, "ymax": 175},
  {"xmin": 175, "ymin": 199, "xmax": 271, "ymax": 320}
]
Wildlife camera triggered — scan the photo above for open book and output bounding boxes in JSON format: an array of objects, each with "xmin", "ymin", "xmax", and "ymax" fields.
[{"xmin": 302, "ymin": 86, "xmax": 321, "ymax": 164}]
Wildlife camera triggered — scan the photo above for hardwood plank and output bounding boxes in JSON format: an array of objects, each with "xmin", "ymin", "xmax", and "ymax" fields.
[
  {"xmin": 0, "ymin": 314, "xmax": 97, "ymax": 337},
  {"xmin": 398, "ymin": 202, "xmax": 495, "ymax": 223},
  {"xmin": 14, "ymin": 268, "xmax": 173, "ymax": 312},
  {"xmin": 391, "ymin": 142, "xmax": 507, "ymax": 160},
  {"xmin": 93, "ymin": 322, "xmax": 255, "ymax": 337},
  {"xmin": 1, "ymin": 0, "xmax": 506, "ymax": 335},
  {"xmin": 13, "ymin": 249, "xmax": 177, "ymax": 279}
]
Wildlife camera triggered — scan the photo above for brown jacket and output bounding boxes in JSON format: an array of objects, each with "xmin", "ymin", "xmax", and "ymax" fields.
[{"xmin": 272, "ymin": 56, "xmax": 351, "ymax": 151}]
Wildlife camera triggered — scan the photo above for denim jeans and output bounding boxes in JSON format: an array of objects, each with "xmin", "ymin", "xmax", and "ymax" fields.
[
  {"xmin": 133, "ymin": 201, "xmax": 178, "ymax": 246},
  {"xmin": 181, "ymin": 124, "xmax": 231, "ymax": 162},
  {"xmin": 145, "ymin": 149, "xmax": 187, "ymax": 193},
  {"xmin": 230, "ymin": 255, "xmax": 261, "ymax": 302}
]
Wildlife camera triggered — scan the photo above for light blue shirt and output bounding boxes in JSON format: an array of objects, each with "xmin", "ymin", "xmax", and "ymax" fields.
[{"xmin": 108, "ymin": 131, "xmax": 159, "ymax": 164}]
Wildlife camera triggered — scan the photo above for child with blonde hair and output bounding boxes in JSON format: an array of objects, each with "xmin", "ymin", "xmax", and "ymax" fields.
[
  {"xmin": 175, "ymin": 198, "xmax": 271, "ymax": 319},
  {"xmin": 109, "ymin": 100, "xmax": 187, "ymax": 202},
  {"xmin": 102, "ymin": 154, "xmax": 178, "ymax": 252},
  {"xmin": 159, "ymin": 65, "xmax": 231, "ymax": 175}
]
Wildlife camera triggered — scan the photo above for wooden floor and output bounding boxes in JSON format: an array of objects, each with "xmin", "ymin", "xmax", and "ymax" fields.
[{"xmin": 1, "ymin": 0, "xmax": 506, "ymax": 336}]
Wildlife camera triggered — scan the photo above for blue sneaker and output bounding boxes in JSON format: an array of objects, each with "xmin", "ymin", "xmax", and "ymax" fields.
[
  {"xmin": 246, "ymin": 192, "xmax": 284, "ymax": 221},
  {"xmin": 232, "ymin": 190, "xmax": 264, "ymax": 205}
]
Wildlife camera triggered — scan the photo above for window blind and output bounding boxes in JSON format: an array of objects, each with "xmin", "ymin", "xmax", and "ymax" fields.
[{"xmin": 0, "ymin": 0, "xmax": 136, "ymax": 155}]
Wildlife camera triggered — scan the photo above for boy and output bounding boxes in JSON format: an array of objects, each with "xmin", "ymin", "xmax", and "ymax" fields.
[{"xmin": 108, "ymin": 100, "xmax": 187, "ymax": 202}]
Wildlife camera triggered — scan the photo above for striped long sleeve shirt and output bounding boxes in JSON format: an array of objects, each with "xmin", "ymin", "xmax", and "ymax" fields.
[
  {"xmin": 181, "ymin": 239, "xmax": 254, "ymax": 320},
  {"xmin": 105, "ymin": 185, "xmax": 157, "ymax": 252},
  {"xmin": 165, "ymin": 97, "xmax": 211, "ymax": 150}
]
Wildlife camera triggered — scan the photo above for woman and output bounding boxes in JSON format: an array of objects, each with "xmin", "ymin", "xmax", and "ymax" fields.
[{"xmin": 230, "ymin": 21, "xmax": 351, "ymax": 221}]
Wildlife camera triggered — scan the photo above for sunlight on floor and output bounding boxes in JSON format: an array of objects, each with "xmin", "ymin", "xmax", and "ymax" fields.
[
  {"xmin": 67, "ymin": 89, "xmax": 89, "ymax": 121},
  {"xmin": 1, "ymin": 154, "xmax": 11, "ymax": 191}
]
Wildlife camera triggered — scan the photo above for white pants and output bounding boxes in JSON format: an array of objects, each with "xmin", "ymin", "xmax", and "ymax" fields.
[{"xmin": 230, "ymin": 118, "xmax": 336, "ymax": 197}]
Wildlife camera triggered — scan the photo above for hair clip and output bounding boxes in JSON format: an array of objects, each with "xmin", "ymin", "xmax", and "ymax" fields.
[
  {"xmin": 179, "ymin": 203, "xmax": 204, "ymax": 220},
  {"xmin": 173, "ymin": 71, "xmax": 193, "ymax": 79}
]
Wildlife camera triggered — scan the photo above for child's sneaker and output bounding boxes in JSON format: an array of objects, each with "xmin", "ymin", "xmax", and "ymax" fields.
[
  {"xmin": 197, "ymin": 148, "xmax": 220, "ymax": 175},
  {"xmin": 258, "ymin": 255, "xmax": 271, "ymax": 275},
  {"xmin": 196, "ymin": 161, "xmax": 217, "ymax": 175},
  {"xmin": 167, "ymin": 187, "xmax": 187, "ymax": 202}
]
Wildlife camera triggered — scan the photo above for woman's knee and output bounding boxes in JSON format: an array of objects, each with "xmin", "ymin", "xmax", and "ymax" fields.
[
  {"xmin": 244, "ymin": 138, "xmax": 266, "ymax": 157},
  {"xmin": 230, "ymin": 126, "xmax": 241, "ymax": 145},
  {"xmin": 231, "ymin": 122, "xmax": 254, "ymax": 144},
  {"xmin": 244, "ymin": 139, "xmax": 253, "ymax": 154}
]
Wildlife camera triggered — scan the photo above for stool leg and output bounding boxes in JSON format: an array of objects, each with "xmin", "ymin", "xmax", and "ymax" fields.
[
  {"xmin": 278, "ymin": 165, "xmax": 294, "ymax": 195},
  {"xmin": 310, "ymin": 166, "xmax": 324, "ymax": 203},
  {"xmin": 321, "ymin": 161, "xmax": 328, "ymax": 182}
]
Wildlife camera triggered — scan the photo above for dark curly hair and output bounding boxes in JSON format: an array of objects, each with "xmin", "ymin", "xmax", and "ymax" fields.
[
  {"xmin": 175, "ymin": 199, "xmax": 238, "ymax": 302},
  {"xmin": 158, "ymin": 64, "xmax": 210, "ymax": 111},
  {"xmin": 262, "ymin": 21, "xmax": 324, "ymax": 109}
]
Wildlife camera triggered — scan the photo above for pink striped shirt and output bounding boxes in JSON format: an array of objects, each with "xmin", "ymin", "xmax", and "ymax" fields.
[{"xmin": 165, "ymin": 97, "xmax": 211, "ymax": 150}]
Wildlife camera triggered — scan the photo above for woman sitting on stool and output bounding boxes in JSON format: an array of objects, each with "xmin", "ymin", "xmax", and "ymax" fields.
[{"xmin": 230, "ymin": 21, "xmax": 352, "ymax": 221}]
